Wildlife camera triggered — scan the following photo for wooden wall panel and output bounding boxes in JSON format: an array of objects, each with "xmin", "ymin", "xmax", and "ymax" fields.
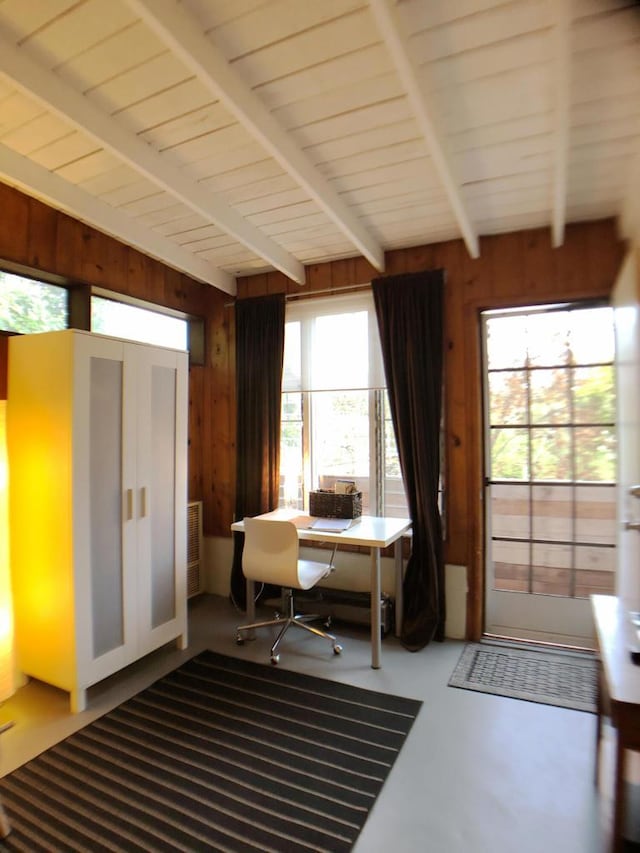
[
  {"xmin": 0, "ymin": 188, "xmax": 28, "ymax": 264},
  {"xmin": 0, "ymin": 334, "xmax": 9, "ymax": 400}
]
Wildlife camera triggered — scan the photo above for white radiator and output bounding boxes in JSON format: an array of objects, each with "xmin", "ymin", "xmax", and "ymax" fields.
[{"xmin": 187, "ymin": 500, "xmax": 203, "ymax": 598}]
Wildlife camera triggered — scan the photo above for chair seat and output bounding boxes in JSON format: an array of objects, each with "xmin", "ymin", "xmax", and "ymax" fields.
[
  {"xmin": 236, "ymin": 517, "xmax": 342, "ymax": 664},
  {"xmin": 297, "ymin": 559, "xmax": 331, "ymax": 590}
]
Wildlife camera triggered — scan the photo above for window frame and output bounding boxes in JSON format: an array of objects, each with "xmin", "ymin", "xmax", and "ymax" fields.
[
  {"xmin": 280, "ymin": 291, "xmax": 408, "ymax": 518},
  {"xmin": 0, "ymin": 261, "xmax": 204, "ymax": 364}
]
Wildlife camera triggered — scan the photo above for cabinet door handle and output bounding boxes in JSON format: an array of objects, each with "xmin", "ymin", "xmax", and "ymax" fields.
[
  {"xmin": 625, "ymin": 520, "xmax": 640, "ymax": 531},
  {"xmin": 126, "ymin": 488, "xmax": 134, "ymax": 521},
  {"xmin": 140, "ymin": 486, "xmax": 147, "ymax": 518}
]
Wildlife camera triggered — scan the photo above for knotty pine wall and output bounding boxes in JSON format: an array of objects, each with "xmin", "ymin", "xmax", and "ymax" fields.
[
  {"xmin": 236, "ymin": 219, "xmax": 626, "ymax": 637},
  {"xmin": 0, "ymin": 179, "xmax": 626, "ymax": 636}
]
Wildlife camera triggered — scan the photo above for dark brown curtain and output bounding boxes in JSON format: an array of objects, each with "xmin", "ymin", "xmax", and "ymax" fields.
[
  {"xmin": 372, "ymin": 269, "xmax": 445, "ymax": 650},
  {"xmin": 230, "ymin": 294, "xmax": 285, "ymax": 610}
]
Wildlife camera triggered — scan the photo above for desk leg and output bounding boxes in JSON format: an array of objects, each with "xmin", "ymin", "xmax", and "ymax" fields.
[
  {"xmin": 612, "ymin": 734, "xmax": 626, "ymax": 853},
  {"xmin": 595, "ymin": 662, "xmax": 603, "ymax": 786},
  {"xmin": 371, "ymin": 547, "xmax": 382, "ymax": 669},
  {"xmin": 394, "ymin": 538, "xmax": 403, "ymax": 638},
  {"xmin": 245, "ymin": 579, "xmax": 256, "ymax": 639}
]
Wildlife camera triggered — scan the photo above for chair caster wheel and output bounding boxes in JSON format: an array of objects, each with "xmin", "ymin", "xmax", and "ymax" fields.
[
  {"xmin": 325, "ymin": 617, "xmax": 332, "ymax": 628},
  {"xmin": 270, "ymin": 655, "xmax": 280, "ymax": 665},
  {"xmin": 333, "ymin": 644, "xmax": 342, "ymax": 655},
  {"xmin": 236, "ymin": 634, "xmax": 244, "ymax": 646}
]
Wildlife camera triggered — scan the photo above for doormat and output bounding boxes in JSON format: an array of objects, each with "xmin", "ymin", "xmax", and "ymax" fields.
[{"xmin": 448, "ymin": 642, "xmax": 597, "ymax": 712}]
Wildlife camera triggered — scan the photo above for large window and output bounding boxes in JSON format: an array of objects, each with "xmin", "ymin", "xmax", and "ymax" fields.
[{"xmin": 280, "ymin": 292, "xmax": 408, "ymax": 517}]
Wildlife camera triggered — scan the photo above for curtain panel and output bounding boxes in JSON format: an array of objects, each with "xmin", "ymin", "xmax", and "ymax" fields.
[
  {"xmin": 372, "ymin": 270, "xmax": 445, "ymax": 650},
  {"xmin": 230, "ymin": 294, "xmax": 285, "ymax": 610}
]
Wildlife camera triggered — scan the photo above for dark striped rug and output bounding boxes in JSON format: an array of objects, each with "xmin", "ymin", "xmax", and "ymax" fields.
[{"xmin": 0, "ymin": 650, "xmax": 421, "ymax": 852}]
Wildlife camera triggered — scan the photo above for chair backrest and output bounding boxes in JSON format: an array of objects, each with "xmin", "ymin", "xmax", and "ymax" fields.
[{"xmin": 242, "ymin": 518, "xmax": 301, "ymax": 588}]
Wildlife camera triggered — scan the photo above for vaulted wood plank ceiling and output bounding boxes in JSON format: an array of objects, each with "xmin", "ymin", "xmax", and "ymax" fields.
[{"xmin": 0, "ymin": 0, "xmax": 636, "ymax": 295}]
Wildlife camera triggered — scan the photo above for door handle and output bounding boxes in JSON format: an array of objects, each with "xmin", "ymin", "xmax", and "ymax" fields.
[
  {"xmin": 624, "ymin": 521, "xmax": 640, "ymax": 531},
  {"xmin": 630, "ymin": 486, "xmax": 640, "ymax": 498},
  {"xmin": 125, "ymin": 488, "xmax": 134, "ymax": 521},
  {"xmin": 140, "ymin": 486, "xmax": 147, "ymax": 518}
]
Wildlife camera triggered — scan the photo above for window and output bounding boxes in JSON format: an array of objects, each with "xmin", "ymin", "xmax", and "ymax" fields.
[
  {"xmin": 0, "ymin": 270, "xmax": 67, "ymax": 333},
  {"xmin": 484, "ymin": 303, "xmax": 616, "ymax": 598},
  {"xmin": 91, "ymin": 295, "xmax": 188, "ymax": 350},
  {"xmin": 0, "ymin": 269, "xmax": 202, "ymax": 361},
  {"xmin": 280, "ymin": 292, "xmax": 408, "ymax": 517}
]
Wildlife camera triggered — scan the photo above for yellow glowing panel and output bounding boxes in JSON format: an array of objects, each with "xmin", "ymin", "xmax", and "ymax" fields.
[
  {"xmin": 7, "ymin": 333, "xmax": 76, "ymax": 691},
  {"xmin": 0, "ymin": 402, "xmax": 15, "ymax": 701}
]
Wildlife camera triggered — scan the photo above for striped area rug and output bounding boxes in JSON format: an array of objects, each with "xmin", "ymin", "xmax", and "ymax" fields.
[{"xmin": 0, "ymin": 650, "xmax": 421, "ymax": 852}]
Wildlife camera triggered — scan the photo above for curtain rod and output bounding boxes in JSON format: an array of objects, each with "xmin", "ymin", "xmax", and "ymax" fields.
[{"xmin": 224, "ymin": 281, "xmax": 371, "ymax": 308}]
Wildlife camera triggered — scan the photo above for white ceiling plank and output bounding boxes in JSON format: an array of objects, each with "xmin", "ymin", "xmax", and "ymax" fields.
[
  {"xmin": 29, "ymin": 133, "xmax": 100, "ymax": 172},
  {"xmin": 263, "ymin": 48, "xmax": 398, "ymax": 116},
  {"xmin": 0, "ymin": 89, "xmax": 44, "ymax": 135},
  {"xmin": 334, "ymin": 158, "xmax": 439, "ymax": 195},
  {"xmin": 551, "ymin": 0, "xmax": 571, "ymax": 247},
  {"xmin": 0, "ymin": 0, "xmax": 80, "ymax": 42},
  {"xmin": 125, "ymin": 0, "xmax": 385, "ymax": 272},
  {"xmin": 56, "ymin": 149, "xmax": 127, "ymax": 185},
  {"xmin": 20, "ymin": 0, "xmax": 136, "ymax": 68},
  {"xmin": 0, "ymin": 109, "xmax": 74, "ymax": 155},
  {"xmin": 272, "ymin": 74, "xmax": 406, "ymax": 141},
  {"xmin": 198, "ymin": 159, "xmax": 284, "ymax": 195},
  {"xmin": 180, "ymin": 141, "xmax": 270, "ymax": 183},
  {"xmin": 291, "ymin": 98, "xmax": 413, "ymax": 150},
  {"xmin": 0, "ymin": 32, "xmax": 305, "ymax": 283},
  {"xmin": 201, "ymin": 0, "xmax": 365, "ymax": 62},
  {"xmin": 407, "ymin": 0, "xmax": 551, "ymax": 64},
  {"xmin": 369, "ymin": 0, "xmax": 479, "ymax": 258},
  {"xmin": 420, "ymin": 29, "xmax": 552, "ymax": 95},
  {"xmin": 56, "ymin": 20, "xmax": 163, "ymax": 93},
  {"xmin": 0, "ymin": 141, "xmax": 235, "ymax": 293}
]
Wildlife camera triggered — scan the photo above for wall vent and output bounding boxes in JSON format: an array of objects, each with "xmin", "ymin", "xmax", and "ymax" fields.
[{"xmin": 187, "ymin": 500, "xmax": 203, "ymax": 598}]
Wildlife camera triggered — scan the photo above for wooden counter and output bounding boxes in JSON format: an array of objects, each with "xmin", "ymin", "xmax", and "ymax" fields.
[{"xmin": 592, "ymin": 594, "xmax": 640, "ymax": 851}]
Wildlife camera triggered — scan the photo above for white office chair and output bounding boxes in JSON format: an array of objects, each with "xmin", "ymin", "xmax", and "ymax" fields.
[{"xmin": 235, "ymin": 517, "xmax": 343, "ymax": 664}]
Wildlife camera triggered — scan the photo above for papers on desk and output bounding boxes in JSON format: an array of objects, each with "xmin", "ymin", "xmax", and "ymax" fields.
[
  {"xmin": 309, "ymin": 516, "xmax": 361, "ymax": 532},
  {"xmin": 278, "ymin": 512, "xmax": 362, "ymax": 532}
]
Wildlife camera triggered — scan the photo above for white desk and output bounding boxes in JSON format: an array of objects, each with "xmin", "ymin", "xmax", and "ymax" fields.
[{"xmin": 231, "ymin": 508, "xmax": 412, "ymax": 668}]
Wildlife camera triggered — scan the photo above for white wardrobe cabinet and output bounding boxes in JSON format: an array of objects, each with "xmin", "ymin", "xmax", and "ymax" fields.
[{"xmin": 7, "ymin": 330, "xmax": 188, "ymax": 712}]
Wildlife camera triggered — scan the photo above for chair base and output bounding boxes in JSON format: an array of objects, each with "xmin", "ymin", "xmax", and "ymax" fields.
[{"xmin": 236, "ymin": 588, "xmax": 343, "ymax": 664}]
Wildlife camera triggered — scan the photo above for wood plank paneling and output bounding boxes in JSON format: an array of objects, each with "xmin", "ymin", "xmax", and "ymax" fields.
[{"xmin": 0, "ymin": 334, "xmax": 9, "ymax": 400}]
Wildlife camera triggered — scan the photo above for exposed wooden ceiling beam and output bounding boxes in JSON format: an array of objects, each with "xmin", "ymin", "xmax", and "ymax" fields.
[
  {"xmin": 369, "ymin": 0, "xmax": 479, "ymax": 259},
  {"xmin": 0, "ymin": 143, "xmax": 236, "ymax": 294},
  {"xmin": 551, "ymin": 0, "xmax": 570, "ymax": 248},
  {"xmin": 0, "ymin": 33, "xmax": 305, "ymax": 285},
  {"xmin": 126, "ymin": 0, "xmax": 385, "ymax": 274}
]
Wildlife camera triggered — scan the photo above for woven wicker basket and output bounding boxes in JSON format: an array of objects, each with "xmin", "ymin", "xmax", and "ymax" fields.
[{"xmin": 309, "ymin": 490, "xmax": 362, "ymax": 519}]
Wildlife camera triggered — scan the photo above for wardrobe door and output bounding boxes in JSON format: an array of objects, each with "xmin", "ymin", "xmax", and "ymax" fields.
[
  {"xmin": 135, "ymin": 344, "xmax": 188, "ymax": 654},
  {"xmin": 88, "ymin": 354, "xmax": 124, "ymax": 658},
  {"xmin": 77, "ymin": 333, "xmax": 137, "ymax": 686}
]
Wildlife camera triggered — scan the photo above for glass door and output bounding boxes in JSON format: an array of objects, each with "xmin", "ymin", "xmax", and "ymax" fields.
[{"xmin": 483, "ymin": 304, "xmax": 617, "ymax": 646}]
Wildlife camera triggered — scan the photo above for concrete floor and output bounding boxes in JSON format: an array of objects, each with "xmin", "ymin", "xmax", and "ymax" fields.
[{"xmin": 0, "ymin": 594, "xmax": 620, "ymax": 852}]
